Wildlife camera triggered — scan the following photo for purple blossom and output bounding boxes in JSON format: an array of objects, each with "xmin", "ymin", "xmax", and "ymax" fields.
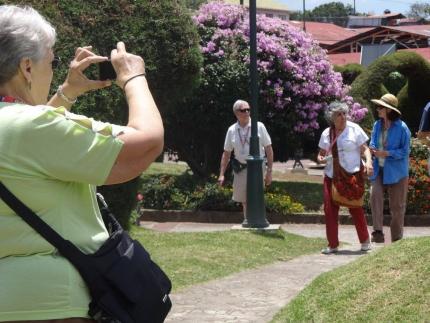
[{"xmin": 194, "ymin": 1, "xmax": 367, "ymax": 133}]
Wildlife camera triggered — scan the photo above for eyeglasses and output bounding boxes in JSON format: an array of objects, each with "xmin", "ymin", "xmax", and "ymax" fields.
[
  {"xmin": 237, "ymin": 108, "xmax": 250, "ymax": 113},
  {"xmin": 376, "ymin": 106, "xmax": 386, "ymax": 111},
  {"xmin": 51, "ymin": 56, "xmax": 61, "ymax": 69}
]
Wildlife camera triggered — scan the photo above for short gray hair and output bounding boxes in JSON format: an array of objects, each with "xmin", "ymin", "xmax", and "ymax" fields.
[
  {"xmin": 0, "ymin": 5, "xmax": 56, "ymax": 84},
  {"xmin": 325, "ymin": 101, "xmax": 349, "ymax": 124},
  {"xmin": 232, "ymin": 100, "xmax": 249, "ymax": 112}
]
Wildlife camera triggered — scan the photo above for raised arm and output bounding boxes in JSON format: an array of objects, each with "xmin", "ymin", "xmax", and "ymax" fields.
[{"xmin": 104, "ymin": 42, "xmax": 164, "ymax": 184}]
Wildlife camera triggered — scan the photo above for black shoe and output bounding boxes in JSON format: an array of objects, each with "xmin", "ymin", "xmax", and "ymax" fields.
[{"xmin": 371, "ymin": 231, "xmax": 385, "ymax": 243}]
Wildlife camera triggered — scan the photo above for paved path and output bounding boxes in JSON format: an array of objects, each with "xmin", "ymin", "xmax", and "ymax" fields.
[{"xmin": 139, "ymin": 222, "xmax": 430, "ymax": 323}]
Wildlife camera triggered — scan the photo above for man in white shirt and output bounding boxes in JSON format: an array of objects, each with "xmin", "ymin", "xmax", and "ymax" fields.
[{"xmin": 218, "ymin": 100, "xmax": 274, "ymax": 221}]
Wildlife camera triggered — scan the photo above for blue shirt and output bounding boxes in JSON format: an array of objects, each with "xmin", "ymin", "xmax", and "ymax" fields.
[{"xmin": 369, "ymin": 119, "xmax": 411, "ymax": 184}]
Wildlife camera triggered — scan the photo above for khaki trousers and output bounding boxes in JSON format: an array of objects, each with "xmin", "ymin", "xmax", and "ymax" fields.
[
  {"xmin": 370, "ymin": 173, "xmax": 408, "ymax": 241},
  {"xmin": 3, "ymin": 319, "xmax": 95, "ymax": 323}
]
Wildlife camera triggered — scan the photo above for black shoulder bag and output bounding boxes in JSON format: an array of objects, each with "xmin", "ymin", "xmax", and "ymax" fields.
[{"xmin": 0, "ymin": 182, "xmax": 172, "ymax": 323}]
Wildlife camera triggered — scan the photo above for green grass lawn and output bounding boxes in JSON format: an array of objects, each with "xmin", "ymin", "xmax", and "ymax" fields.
[
  {"xmin": 131, "ymin": 226, "xmax": 326, "ymax": 291},
  {"xmin": 143, "ymin": 162, "xmax": 188, "ymax": 176},
  {"xmin": 271, "ymin": 237, "xmax": 430, "ymax": 322}
]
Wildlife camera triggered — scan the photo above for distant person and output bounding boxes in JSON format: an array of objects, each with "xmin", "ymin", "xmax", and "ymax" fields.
[
  {"xmin": 369, "ymin": 94, "xmax": 411, "ymax": 243},
  {"xmin": 317, "ymin": 102, "xmax": 373, "ymax": 254},
  {"xmin": 218, "ymin": 100, "xmax": 273, "ymax": 222}
]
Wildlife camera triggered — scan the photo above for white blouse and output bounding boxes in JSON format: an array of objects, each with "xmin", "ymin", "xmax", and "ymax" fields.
[{"xmin": 318, "ymin": 121, "xmax": 368, "ymax": 178}]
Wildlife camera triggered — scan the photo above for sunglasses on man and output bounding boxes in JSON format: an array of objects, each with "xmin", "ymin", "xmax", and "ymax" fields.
[{"xmin": 237, "ymin": 108, "xmax": 250, "ymax": 113}]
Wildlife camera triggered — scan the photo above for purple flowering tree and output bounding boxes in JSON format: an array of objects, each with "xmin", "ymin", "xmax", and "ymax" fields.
[{"xmin": 169, "ymin": 1, "xmax": 367, "ymax": 176}]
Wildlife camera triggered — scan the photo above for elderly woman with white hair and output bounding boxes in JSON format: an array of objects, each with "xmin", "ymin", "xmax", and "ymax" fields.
[
  {"xmin": 218, "ymin": 100, "xmax": 273, "ymax": 223},
  {"xmin": 0, "ymin": 5, "xmax": 163, "ymax": 322},
  {"xmin": 317, "ymin": 102, "xmax": 373, "ymax": 254}
]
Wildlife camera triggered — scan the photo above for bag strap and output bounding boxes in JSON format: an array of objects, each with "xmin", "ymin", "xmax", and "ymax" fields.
[
  {"xmin": 0, "ymin": 181, "xmax": 84, "ymax": 262},
  {"xmin": 330, "ymin": 127, "xmax": 341, "ymax": 180}
]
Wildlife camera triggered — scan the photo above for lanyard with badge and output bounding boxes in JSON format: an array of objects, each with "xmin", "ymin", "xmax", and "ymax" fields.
[{"xmin": 237, "ymin": 126, "xmax": 250, "ymax": 155}]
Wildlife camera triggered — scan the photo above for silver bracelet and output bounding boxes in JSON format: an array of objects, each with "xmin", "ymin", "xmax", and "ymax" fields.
[{"xmin": 57, "ymin": 85, "xmax": 77, "ymax": 104}]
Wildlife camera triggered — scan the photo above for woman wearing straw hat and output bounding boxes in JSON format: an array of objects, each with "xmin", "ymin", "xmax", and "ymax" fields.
[{"xmin": 369, "ymin": 94, "xmax": 411, "ymax": 243}]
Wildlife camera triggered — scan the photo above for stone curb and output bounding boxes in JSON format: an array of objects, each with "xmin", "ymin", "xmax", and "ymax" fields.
[{"xmin": 139, "ymin": 209, "xmax": 430, "ymax": 226}]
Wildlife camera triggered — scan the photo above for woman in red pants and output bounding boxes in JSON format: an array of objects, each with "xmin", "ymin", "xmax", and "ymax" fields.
[{"xmin": 317, "ymin": 102, "xmax": 374, "ymax": 254}]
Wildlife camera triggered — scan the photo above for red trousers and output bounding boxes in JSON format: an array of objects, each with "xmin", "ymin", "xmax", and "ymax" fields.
[{"xmin": 323, "ymin": 176, "xmax": 369, "ymax": 248}]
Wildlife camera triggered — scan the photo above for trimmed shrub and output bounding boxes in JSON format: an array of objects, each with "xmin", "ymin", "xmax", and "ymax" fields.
[
  {"xmin": 350, "ymin": 51, "xmax": 430, "ymax": 134},
  {"xmin": 334, "ymin": 63, "xmax": 364, "ymax": 85},
  {"xmin": 384, "ymin": 71, "xmax": 406, "ymax": 95}
]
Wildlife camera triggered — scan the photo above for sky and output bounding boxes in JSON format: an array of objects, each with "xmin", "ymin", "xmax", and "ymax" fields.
[{"xmin": 280, "ymin": 0, "xmax": 430, "ymax": 15}]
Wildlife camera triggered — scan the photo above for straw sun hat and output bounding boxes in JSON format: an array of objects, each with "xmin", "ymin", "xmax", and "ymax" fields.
[{"xmin": 371, "ymin": 94, "xmax": 401, "ymax": 115}]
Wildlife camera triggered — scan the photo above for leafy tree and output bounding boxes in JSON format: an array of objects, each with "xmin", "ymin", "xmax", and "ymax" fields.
[
  {"xmin": 0, "ymin": 0, "xmax": 202, "ymax": 227},
  {"xmin": 172, "ymin": 1, "xmax": 367, "ymax": 176},
  {"xmin": 291, "ymin": 1, "xmax": 356, "ymax": 27},
  {"xmin": 309, "ymin": 2, "xmax": 353, "ymax": 27},
  {"xmin": 408, "ymin": 2, "xmax": 430, "ymax": 19}
]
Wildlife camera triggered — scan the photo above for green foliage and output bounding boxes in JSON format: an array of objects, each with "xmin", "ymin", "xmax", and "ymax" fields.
[
  {"xmin": 408, "ymin": 2, "xmax": 430, "ymax": 19},
  {"xmin": 334, "ymin": 63, "xmax": 364, "ymax": 85},
  {"xmin": 2, "ymin": 0, "xmax": 202, "ymax": 227},
  {"xmin": 183, "ymin": 0, "xmax": 207, "ymax": 9},
  {"xmin": 167, "ymin": 56, "xmax": 249, "ymax": 177},
  {"xmin": 291, "ymin": 1, "xmax": 355, "ymax": 26},
  {"xmin": 350, "ymin": 51, "xmax": 430, "ymax": 134},
  {"xmin": 138, "ymin": 173, "xmax": 306, "ymax": 215},
  {"xmin": 265, "ymin": 192, "xmax": 304, "ymax": 214},
  {"xmin": 308, "ymin": 1, "xmax": 354, "ymax": 27},
  {"xmin": 407, "ymin": 139, "xmax": 430, "ymax": 214},
  {"xmin": 268, "ymin": 181, "xmax": 323, "ymax": 211}
]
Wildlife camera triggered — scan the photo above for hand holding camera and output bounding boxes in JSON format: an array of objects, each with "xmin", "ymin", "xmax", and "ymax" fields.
[
  {"xmin": 59, "ymin": 43, "xmax": 146, "ymax": 102},
  {"xmin": 110, "ymin": 42, "xmax": 146, "ymax": 90},
  {"xmin": 60, "ymin": 46, "xmax": 112, "ymax": 100}
]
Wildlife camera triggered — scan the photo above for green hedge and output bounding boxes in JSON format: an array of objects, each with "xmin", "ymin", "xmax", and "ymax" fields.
[
  {"xmin": 350, "ymin": 51, "xmax": 430, "ymax": 134},
  {"xmin": 138, "ymin": 173, "xmax": 305, "ymax": 216},
  {"xmin": 334, "ymin": 63, "xmax": 364, "ymax": 85}
]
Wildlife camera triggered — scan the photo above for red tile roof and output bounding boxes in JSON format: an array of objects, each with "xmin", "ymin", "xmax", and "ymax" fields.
[
  {"xmin": 384, "ymin": 25, "xmax": 430, "ymax": 37},
  {"xmin": 328, "ymin": 47, "xmax": 430, "ymax": 66},
  {"xmin": 289, "ymin": 21, "xmax": 361, "ymax": 46}
]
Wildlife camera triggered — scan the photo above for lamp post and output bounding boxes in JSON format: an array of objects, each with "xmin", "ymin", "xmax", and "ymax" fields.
[
  {"xmin": 302, "ymin": 0, "xmax": 306, "ymax": 32},
  {"xmin": 244, "ymin": 0, "xmax": 269, "ymax": 228}
]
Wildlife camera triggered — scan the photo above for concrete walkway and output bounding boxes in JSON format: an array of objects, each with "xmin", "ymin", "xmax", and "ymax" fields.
[{"xmin": 139, "ymin": 222, "xmax": 430, "ymax": 323}]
